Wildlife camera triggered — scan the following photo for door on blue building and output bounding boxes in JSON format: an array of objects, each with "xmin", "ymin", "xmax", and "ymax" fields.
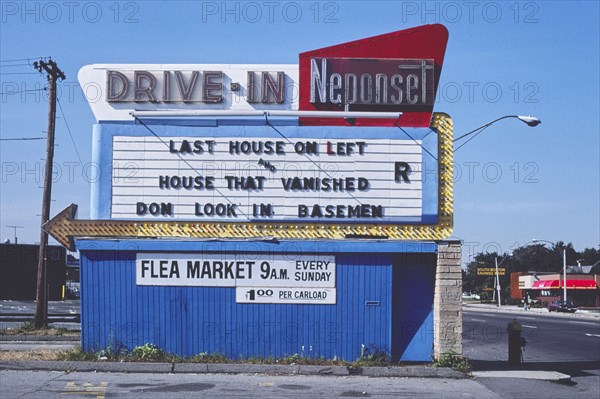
[{"xmin": 391, "ymin": 253, "xmax": 436, "ymax": 361}]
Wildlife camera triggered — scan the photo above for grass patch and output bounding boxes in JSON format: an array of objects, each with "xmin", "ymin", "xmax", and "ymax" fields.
[
  {"xmin": 188, "ymin": 352, "xmax": 231, "ymax": 363},
  {"xmin": 0, "ymin": 350, "xmax": 60, "ymax": 361},
  {"xmin": 56, "ymin": 346, "xmax": 97, "ymax": 362},
  {"xmin": 0, "ymin": 321, "xmax": 78, "ymax": 337},
  {"xmin": 55, "ymin": 344, "xmax": 182, "ymax": 363},
  {"xmin": 128, "ymin": 343, "xmax": 181, "ymax": 363},
  {"xmin": 433, "ymin": 350, "xmax": 472, "ymax": 373},
  {"xmin": 48, "ymin": 346, "xmax": 389, "ymax": 367},
  {"xmin": 348, "ymin": 345, "xmax": 391, "ymax": 368},
  {"xmin": 240, "ymin": 354, "xmax": 350, "ymax": 366},
  {"xmin": 9, "ymin": 342, "xmax": 468, "ymax": 372}
]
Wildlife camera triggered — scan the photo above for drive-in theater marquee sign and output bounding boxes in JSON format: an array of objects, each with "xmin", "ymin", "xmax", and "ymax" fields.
[
  {"xmin": 46, "ymin": 24, "xmax": 453, "ymax": 248},
  {"xmin": 44, "ymin": 23, "xmax": 463, "ymax": 363}
]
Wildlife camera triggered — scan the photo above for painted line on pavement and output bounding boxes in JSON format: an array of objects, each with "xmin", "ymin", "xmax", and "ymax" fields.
[
  {"xmin": 63, "ymin": 382, "xmax": 108, "ymax": 398},
  {"xmin": 472, "ymin": 370, "xmax": 570, "ymax": 381},
  {"xmin": 585, "ymin": 333, "xmax": 600, "ymax": 338},
  {"xmin": 463, "ymin": 312, "xmax": 541, "ymax": 320},
  {"xmin": 568, "ymin": 320, "xmax": 600, "ymax": 326},
  {"xmin": 522, "ymin": 325, "xmax": 537, "ymax": 329}
]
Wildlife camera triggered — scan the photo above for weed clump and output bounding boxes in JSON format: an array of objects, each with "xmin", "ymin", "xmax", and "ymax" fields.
[{"xmin": 433, "ymin": 350, "xmax": 472, "ymax": 373}]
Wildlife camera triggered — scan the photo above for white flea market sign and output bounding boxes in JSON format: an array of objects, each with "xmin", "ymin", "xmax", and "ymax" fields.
[{"xmin": 136, "ymin": 254, "xmax": 336, "ymax": 304}]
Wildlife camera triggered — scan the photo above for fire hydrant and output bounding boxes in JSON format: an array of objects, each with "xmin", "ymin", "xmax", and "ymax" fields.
[{"xmin": 507, "ymin": 319, "xmax": 526, "ymax": 366}]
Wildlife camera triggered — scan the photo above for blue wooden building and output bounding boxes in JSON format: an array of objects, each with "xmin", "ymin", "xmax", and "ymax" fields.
[{"xmin": 78, "ymin": 239, "xmax": 449, "ymax": 361}]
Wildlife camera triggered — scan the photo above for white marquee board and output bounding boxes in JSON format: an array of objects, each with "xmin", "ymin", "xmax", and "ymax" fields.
[{"xmin": 112, "ymin": 136, "xmax": 423, "ymax": 223}]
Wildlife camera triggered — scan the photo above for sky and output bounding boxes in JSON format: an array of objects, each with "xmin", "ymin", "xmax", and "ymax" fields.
[{"xmin": 1, "ymin": 1, "xmax": 599, "ymax": 263}]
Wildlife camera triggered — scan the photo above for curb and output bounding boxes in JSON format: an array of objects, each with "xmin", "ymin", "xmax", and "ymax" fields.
[
  {"xmin": 298, "ymin": 365, "xmax": 350, "ymax": 376},
  {"xmin": 359, "ymin": 366, "xmax": 463, "ymax": 378},
  {"xmin": 0, "ymin": 360, "xmax": 465, "ymax": 378},
  {"xmin": 0, "ymin": 361, "xmax": 172, "ymax": 373}
]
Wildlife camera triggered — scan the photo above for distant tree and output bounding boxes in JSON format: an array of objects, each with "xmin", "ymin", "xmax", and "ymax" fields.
[
  {"xmin": 511, "ymin": 244, "xmax": 554, "ymax": 273},
  {"xmin": 462, "ymin": 252, "xmax": 511, "ymax": 296},
  {"xmin": 556, "ymin": 241, "xmax": 578, "ymax": 268},
  {"xmin": 462, "ymin": 242, "xmax": 599, "ymax": 295},
  {"xmin": 580, "ymin": 247, "xmax": 600, "ymax": 268},
  {"xmin": 510, "ymin": 242, "xmax": 580, "ymax": 273}
]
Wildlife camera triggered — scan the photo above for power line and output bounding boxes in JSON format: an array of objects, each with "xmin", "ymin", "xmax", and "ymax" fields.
[
  {"xmin": 264, "ymin": 114, "xmax": 334, "ymax": 178},
  {"xmin": 134, "ymin": 117, "xmax": 250, "ymax": 218},
  {"xmin": 56, "ymin": 96, "xmax": 85, "ymax": 168},
  {"xmin": 454, "ymin": 126, "xmax": 490, "ymax": 152},
  {"xmin": 0, "ymin": 63, "xmax": 32, "ymax": 68},
  {"xmin": 0, "ymin": 87, "xmax": 47, "ymax": 95},
  {"xmin": 0, "ymin": 72, "xmax": 41, "ymax": 75},
  {"xmin": 0, "ymin": 57, "xmax": 49, "ymax": 64},
  {"xmin": 393, "ymin": 120, "xmax": 438, "ymax": 161},
  {"xmin": 0, "ymin": 137, "xmax": 46, "ymax": 141}
]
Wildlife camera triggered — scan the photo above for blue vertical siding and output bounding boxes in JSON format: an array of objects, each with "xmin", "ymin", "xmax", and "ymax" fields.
[
  {"xmin": 392, "ymin": 253, "xmax": 436, "ymax": 361},
  {"xmin": 80, "ymin": 250, "xmax": 396, "ymax": 361}
]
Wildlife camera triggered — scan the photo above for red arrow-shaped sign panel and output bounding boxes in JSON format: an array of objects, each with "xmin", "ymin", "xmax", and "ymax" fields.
[{"xmin": 299, "ymin": 24, "xmax": 449, "ymax": 127}]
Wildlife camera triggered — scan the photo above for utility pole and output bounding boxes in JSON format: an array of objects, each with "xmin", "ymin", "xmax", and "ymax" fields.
[
  {"xmin": 6, "ymin": 225, "xmax": 23, "ymax": 244},
  {"xmin": 562, "ymin": 248, "xmax": 567, "ymax": 302},
  {"xmin": 494, "ymin": 257, "xmax": 501, "ymax": 308},
  {"xmin": 33, "ymin": 59, "xmax": 65, "ymax": 328}
]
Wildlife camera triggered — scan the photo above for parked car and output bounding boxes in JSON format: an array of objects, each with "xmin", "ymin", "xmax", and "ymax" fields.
[
  {"xmin": 547, "ymin": 300, "xmax": 578, "ymax": 313},
  {"xmin": 65, "ymin": 286, "xmax": 80, "ymax": 299}
]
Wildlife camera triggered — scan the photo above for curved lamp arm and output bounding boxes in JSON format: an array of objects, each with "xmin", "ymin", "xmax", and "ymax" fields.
[{"xmin": 453, "ymin": 115, "xmax": 541, "ymax": 142}]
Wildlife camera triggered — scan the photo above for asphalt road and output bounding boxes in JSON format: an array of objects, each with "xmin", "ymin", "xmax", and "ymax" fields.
[
  {"xmin": 0, "ymin": 300, "xmax": 81, "ymax": 330},
  {"xmin": 463, "ymin": 308, "xmax": 600, "ymax": 366},
  {"xmin": 2, "ymin": 303, "xmax": 599, "ymax": 398},
  {"xmin": 463, "ymin": 307, "xmax": 600, "ymax": 398},
  {"xmin": 0, "ymin": 300, "xmax": 80, "ymax": 315},
  {"xmin": 0, "ymin": 370, "xmax": 497, "ymax": 399}
]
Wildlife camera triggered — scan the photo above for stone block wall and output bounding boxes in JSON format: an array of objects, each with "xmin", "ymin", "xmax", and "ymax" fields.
[{"xmin": 434, "ymin": 241, "xmax": 462, "ymax": 358}]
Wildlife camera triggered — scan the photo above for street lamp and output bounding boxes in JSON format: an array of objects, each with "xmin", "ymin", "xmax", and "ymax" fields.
[
  {"xmin": 467, "ymin": 252, "xmax": 475, "ymax": 264},
  {"xmin": 532, "ymin": 239, "xmax": 567, "ymax": 302},
  {"xmin": 453, "ymin": 115, "xmax": 541, "ymax": 150},
  {"xmin": 494, "ymin": 253, "xmax": 512, "ymax": 307}
]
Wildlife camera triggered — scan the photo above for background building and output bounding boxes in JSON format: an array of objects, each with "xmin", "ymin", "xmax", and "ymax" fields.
[
  {"xmin": 0, "ymin": 243, "xmax": 66, "ymax": 300},
  {"xmin": 514, "ymin": 272, "xmax": 600, "ymax": 307}
]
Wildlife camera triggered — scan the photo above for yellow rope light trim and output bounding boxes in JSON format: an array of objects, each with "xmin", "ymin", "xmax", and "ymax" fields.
[{"xmin": 45, "ymin": 114, "xmax": 454, "ymax": 250}]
